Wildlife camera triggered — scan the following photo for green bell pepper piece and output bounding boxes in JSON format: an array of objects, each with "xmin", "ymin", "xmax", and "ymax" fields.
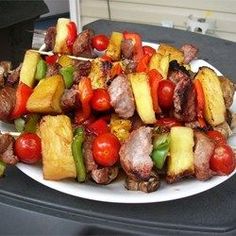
[
  {"xmin": 24, "ymin": 114, "xmax": 41, "ymax": 133},
  {"xmin": 60, "ymin": 66, "xmax": 74, "ymax": 89},
  {"xmin": 0, "ymin": 160, "xmax": 6, "ymax": 177},
  {"xmin": 14, "ymin": 117, "xmax": 25, "ymax": 132},
  {"xmin": 72, "ymin": 127, "xmax": 86, "ymax": 182},
  {"xmin": 35, "ymin": 59, "xmax": 47, "ymax": 80}
]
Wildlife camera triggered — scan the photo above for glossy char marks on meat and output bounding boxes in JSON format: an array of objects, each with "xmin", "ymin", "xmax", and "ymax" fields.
[
  {"xmin": 173, "ymin": 77, "xmax": 197, "ymax": 122},
  {"xmin": 60, "ymin": 86, "xmax": 79, "ymax": 112},
  {"xmin": 121, "ymin": 39, "xmax": 134, "ymax": 59},
  {"xmin": 119, "ymin": 126, "xmax": 153, "ymax": 181},
  {"xmin": 0, "ymin": 86, "xmax": 16, "ymax": 122},
  {"xmin": 180, "ymin": 44, "xmax": 198, "ymax": 64},
  {"xmin": 73, "ymin": 60, "xmax": 92, "ymax": 84},
  {"xmin": 0, "ymin": 133, "xmax": 18, "ymax": 165},
  {"xmin": 72, "ymin": 29, "xmax": 96, "ymax": 58},
  {"xmin": 7, "ymin": 64, "xmax": 22, "ymax": 85},
  {"xmin": 194, "ymin": 131, "xmax": 215, "ymax": 181},
  {"xmin": 108, "ymin": 74, "xmax": 135, "ymax": 119}
]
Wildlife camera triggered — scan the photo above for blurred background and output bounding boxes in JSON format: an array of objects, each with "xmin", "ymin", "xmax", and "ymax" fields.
[{"xmin": 29, "ymin": 0, "xmax": 236, "ymax": 48}]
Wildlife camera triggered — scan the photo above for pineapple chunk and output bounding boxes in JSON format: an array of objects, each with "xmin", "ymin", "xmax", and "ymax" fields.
[
  {"xmin": 88, "ymin": 58, "xmax": 107, "ymax": 89},
  {"xmin": 167, "ymin": 127, "xmax": 195, "ymax": 183},
  {"xmin": 105, "ymin": 32, "xmax": 123, "ymax": 61},
  {"xmin": 54, "ymin": 18, "xmax": 71, "ymax": 54},
  {"xmin": 40, "ymin": 115, "xmax": 76, "ymax": 180},
  {"xmin": 149, "ymin": 53, "xmax": 170, "ymax": 79},
  {"xmin": 26, "ymin": 75, "xmax": 65, "ymax": 113},
  {"xmin": 20, "ymin": 50, "xmax": 40, "ymax": 87},
  {"xmin": 129, "ymin": 72, "xmax": 156, "ymax": 124},
  {"xmin": 58, "ymin": 55, "xmax": 74, "ymax": 67},
  {"xmin": 157, "ymin": 43, "xmax": 184, "ymax": 64},
  {"xmin": 195, "ymin": 67, "xmax": 226, "ymax": 126}
]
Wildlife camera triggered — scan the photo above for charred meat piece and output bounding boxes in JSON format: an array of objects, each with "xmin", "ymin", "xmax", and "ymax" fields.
[
  {"xmin": 0, "ymin": 86, "xmax": 16, "ymax": 122},
  {"xmin": 173, "ymin": 77, "xmax": 197, "ymax": 122},
  {"xmin": 72, "ymin": 29, "xmax": 95, "ymax": 58},
  {"xmin": 83, "ymin": 135, "xmax": 97, "ymax": 172},
  {"xmin": 108, "ymin": 75, "xmax": 135, "ymax": 119},
  {"xmin": 73, "ymin": 60, "xmax": 92, "ymax": 84},
  {"xmin": 46, "ymin": 63, "xmax": 61, "ymax": 77},
  {"xmin": 194, "ymin": 131, "xmax": 215, "ymax": 181},
  {"xmin": 60, "ymin": 87, "xmax": 78, "ymax": 111},
  {"xmin": 44, "ymin": 26, "xmax": 56, "ymax": 51},
  {"xmin": 168, "ymin": 60, "xmax": 190, "ymax": 84},
  {"xmin": 123, "ymin": 59, "xmax": 137, "ymax": 74},
  {"xmin": 218, "ymin": 76, "xmax": 235, "ymax": 108},
  {"xmin": 121, "ymin": 39, "xmax": 134, "ymax": 59},
  {"xmin": 125, "ymin": 171, "xmax": 160, "ymax": 193},
  {"xmin": 0, "ymin": 61, "xmax": 12, "ymax": 87},
  {"xmin": 180, "ymin": 44, "xmax": 198, "ymax": 64},
  {"xmin": 7, "ymin": 63, "xmax": 22, "ymax": 85},
  {"xmin": 91, "ymin": 166, "xmax": 119, "ymax": 184},
  {"xmin": 119, "ymin": 127, "xmax": 153, "ymax": 181},
  {"xmin": 0, "ymin": 133, "xmax": 18, "ymax": 165}
]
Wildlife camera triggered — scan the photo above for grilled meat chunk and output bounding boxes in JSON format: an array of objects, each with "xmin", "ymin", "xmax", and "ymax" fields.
[
  {"xmin": 194, "ymin": 131, "xmax": 215, "ymax": 181},
  {"xmin": 218, "ymin": 76, "xmax": 235, "ymax": 108},
  {"xmin": 0, "ymin": 133, "xmax": 18, "ymax": 165},
  {"xmin": 0, "ymin": 86, "xmax": 16, "ymax": 122},
  {"xmin": 121, "ymin": 39, "xmax": 134, "ymax": 59},
  {"xmin": 46, "ymin": 63, "xmax": 61, "ymax": 77},
  {"xmin": 173, "ymin": 77, "xmax": 197, "ymax": 122},
  {"xmin": 180, "ymin": 44, "xmax": 198, "ymax": 64},
  {"xmin": 83, "ymin": 135, "xmax": 97, "ymax": 172},
  {"xmin": 119, "ymin": 127, "xmax": 153, "ymax": 181},
  {"xmin": 125, "ymin": 171, "xmax": 160, "ymax": 193},
  {"xmin": 7, "ymin": 64, "xmax": 21, "ymax": 85},
  {"xmin": 60, "ymin": 87, "xmax": 78, "ymax": 111},
  {"xmin": 91, "ymin": 166, "xmax": 119, "ymax": 184},
  {"xmin": 73, "ymin": 60, "xmax": 92, "ymax": 84},
  {"xmin": 108, "ymin": 75, "xmax": 135, "ymax": 119},
  {"xmin": 72, "ymin": 29, "xmax": 95, "ymax": 58},
  {"xmin": 44, "ymin": 26, "xmax": 56, "ymax": 51}
]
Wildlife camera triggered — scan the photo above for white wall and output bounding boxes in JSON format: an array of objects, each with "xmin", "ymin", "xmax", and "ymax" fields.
[{"xmin": 73, "ymin": 0, "xmax": 236, "ymax": 42}]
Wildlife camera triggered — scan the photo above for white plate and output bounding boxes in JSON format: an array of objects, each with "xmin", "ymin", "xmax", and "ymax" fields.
[{"xmin": 2, "ymin": 43, "xmax": 236, "ymax": 203}]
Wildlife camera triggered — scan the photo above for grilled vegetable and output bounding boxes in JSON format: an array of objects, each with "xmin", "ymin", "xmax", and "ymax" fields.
[
  {"xmin": 129, "ymin": 72, "xmax": 156, "ymax": 124},
  {"xmin": 195, "ymin": 67, "xmax": 226, "ymax": 126},
  {"xmin": 0, "ymin": 161, "xmax": 6, "ymax": 177},
  {"xmin": 40, "ymin": 115, "xmax": 76, "ymax": 180},
  {"xmin": 20, "ymin": 50, "xmax": 40, "ymax": 87},
  {"xmin": 35, "ymin": 59, "xmax": 47, "ymax": 81},
  {"xmin": 24, "ymin": 114, "xmax": 41, "ymax": 133},
  {"xmin": 60, "ymin": 66, "xmax": 74, "ymax": 88},
  {"xmin": 26, "ymin": 75, "xmax": 65, "ymax": 114},
  {"xmin": 167, "ymin": 127, "xmax": 195, "ymax": 183},
  {"xmin": 105, "ymin": 32, "xmax": 123, "ymax": 61},
  {"xmin": 72, "ymin": 127, "xmax": 86, "ymax": 182}
]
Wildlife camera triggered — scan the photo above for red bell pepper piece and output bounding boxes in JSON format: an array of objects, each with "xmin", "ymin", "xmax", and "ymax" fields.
[
  {"xmin": 10, "ymin": 82, "xmax": 33, "ymax": 119},
  {"xmin": 136, "ymin": 54, "xmax": 151, "ymax": 73},
  {"xmin": 110, "ymin": 63, "xmax": 123, "ymax": 78},
  {"xmin": 148, "ymin": 69, "xmax": 162, "ymax": 113},
  {"xmin": 66, "ymin": 21, "xmax": 77, "ymax": 51},
  {"xmin": 100, "ymin": 55, "xmax": 112, "ymax": 62},
  {"xmin": 194, "ymin": 79, "xmax": 206, "ymax": 128},
  {"xmin": 86, "ymin": 118, "xmax": 109, "ymax": 136},
  {"xmin": 74, "ymin": 77, "xmax": 93, "ymax": 124},
  {"xmin": 45, "ymin": 54, "xmax": 58, "ymax": 64},
  {"xmin": 123, "ymin": 32, "xmax": 143, "ymax": 62},
  {"xmin": 142, "ymin": 45, "xmax": 156, "ymax": 57}
]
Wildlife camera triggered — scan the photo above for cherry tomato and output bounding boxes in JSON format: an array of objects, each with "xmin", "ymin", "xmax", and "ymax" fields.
[
  {"xmin": 92, "ymin": 133, "xmax": 120, "ymax": 167},
  {"xmin": 207, "ymin": 130, "xmax": 227, "ymax": 145},
  {"xmin": 14, "ymin": 133, "xmax": 41, "ymax": 164},
  {"xmin": 92, "ymin": 34, "xmax": 109, "ymax": 51},
  {"xmin": 155, "ymin": 117, "xmax": 182, "ymax": 128},
  {"xmin": 91, "ymin": 89, "xmax": 112, "ymax": 112},
  {"xmin": 158, "ymin": 80, "xmax": 175, "ymax": 110},
  {"xmin": 142, "ymin": 45, "xmax": 156, "ymax": 57},
  {"xmin": 210, "ymin": 144, "xmax": 235, "ymax": 175}
]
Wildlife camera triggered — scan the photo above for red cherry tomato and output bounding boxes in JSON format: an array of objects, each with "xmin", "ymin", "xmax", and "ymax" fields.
[
  {"xmin": 92, "ymin": 133, "xmax": 120, "ymax": 167},
  {"xmin": 142, "ymin": 45, "xmax": 156, "ymax": 57},
  {"xmin": 92, "ymin": 34, "xmax": 109, "ymax": 51},
  {"xmin": 91, "ymin": 89, "xmax": 112, "ymax": 112},
  {"xmin": 158, "ymin": 80, "xmax": 175, "ymax": 110},
  {"xmin": 155, "ymin": 117, "xmax": 182, "ymax": 128},
  {"xmin": 210, "ymin": 144, "xmax": 236, "ymax": 175},
  {"xmin": 14, "ymin": 133, "xmax": 41, "ymax": 164},
  {"xmin": 207, "ymin": 130, "xmax": 227, "ymax": 145}
]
